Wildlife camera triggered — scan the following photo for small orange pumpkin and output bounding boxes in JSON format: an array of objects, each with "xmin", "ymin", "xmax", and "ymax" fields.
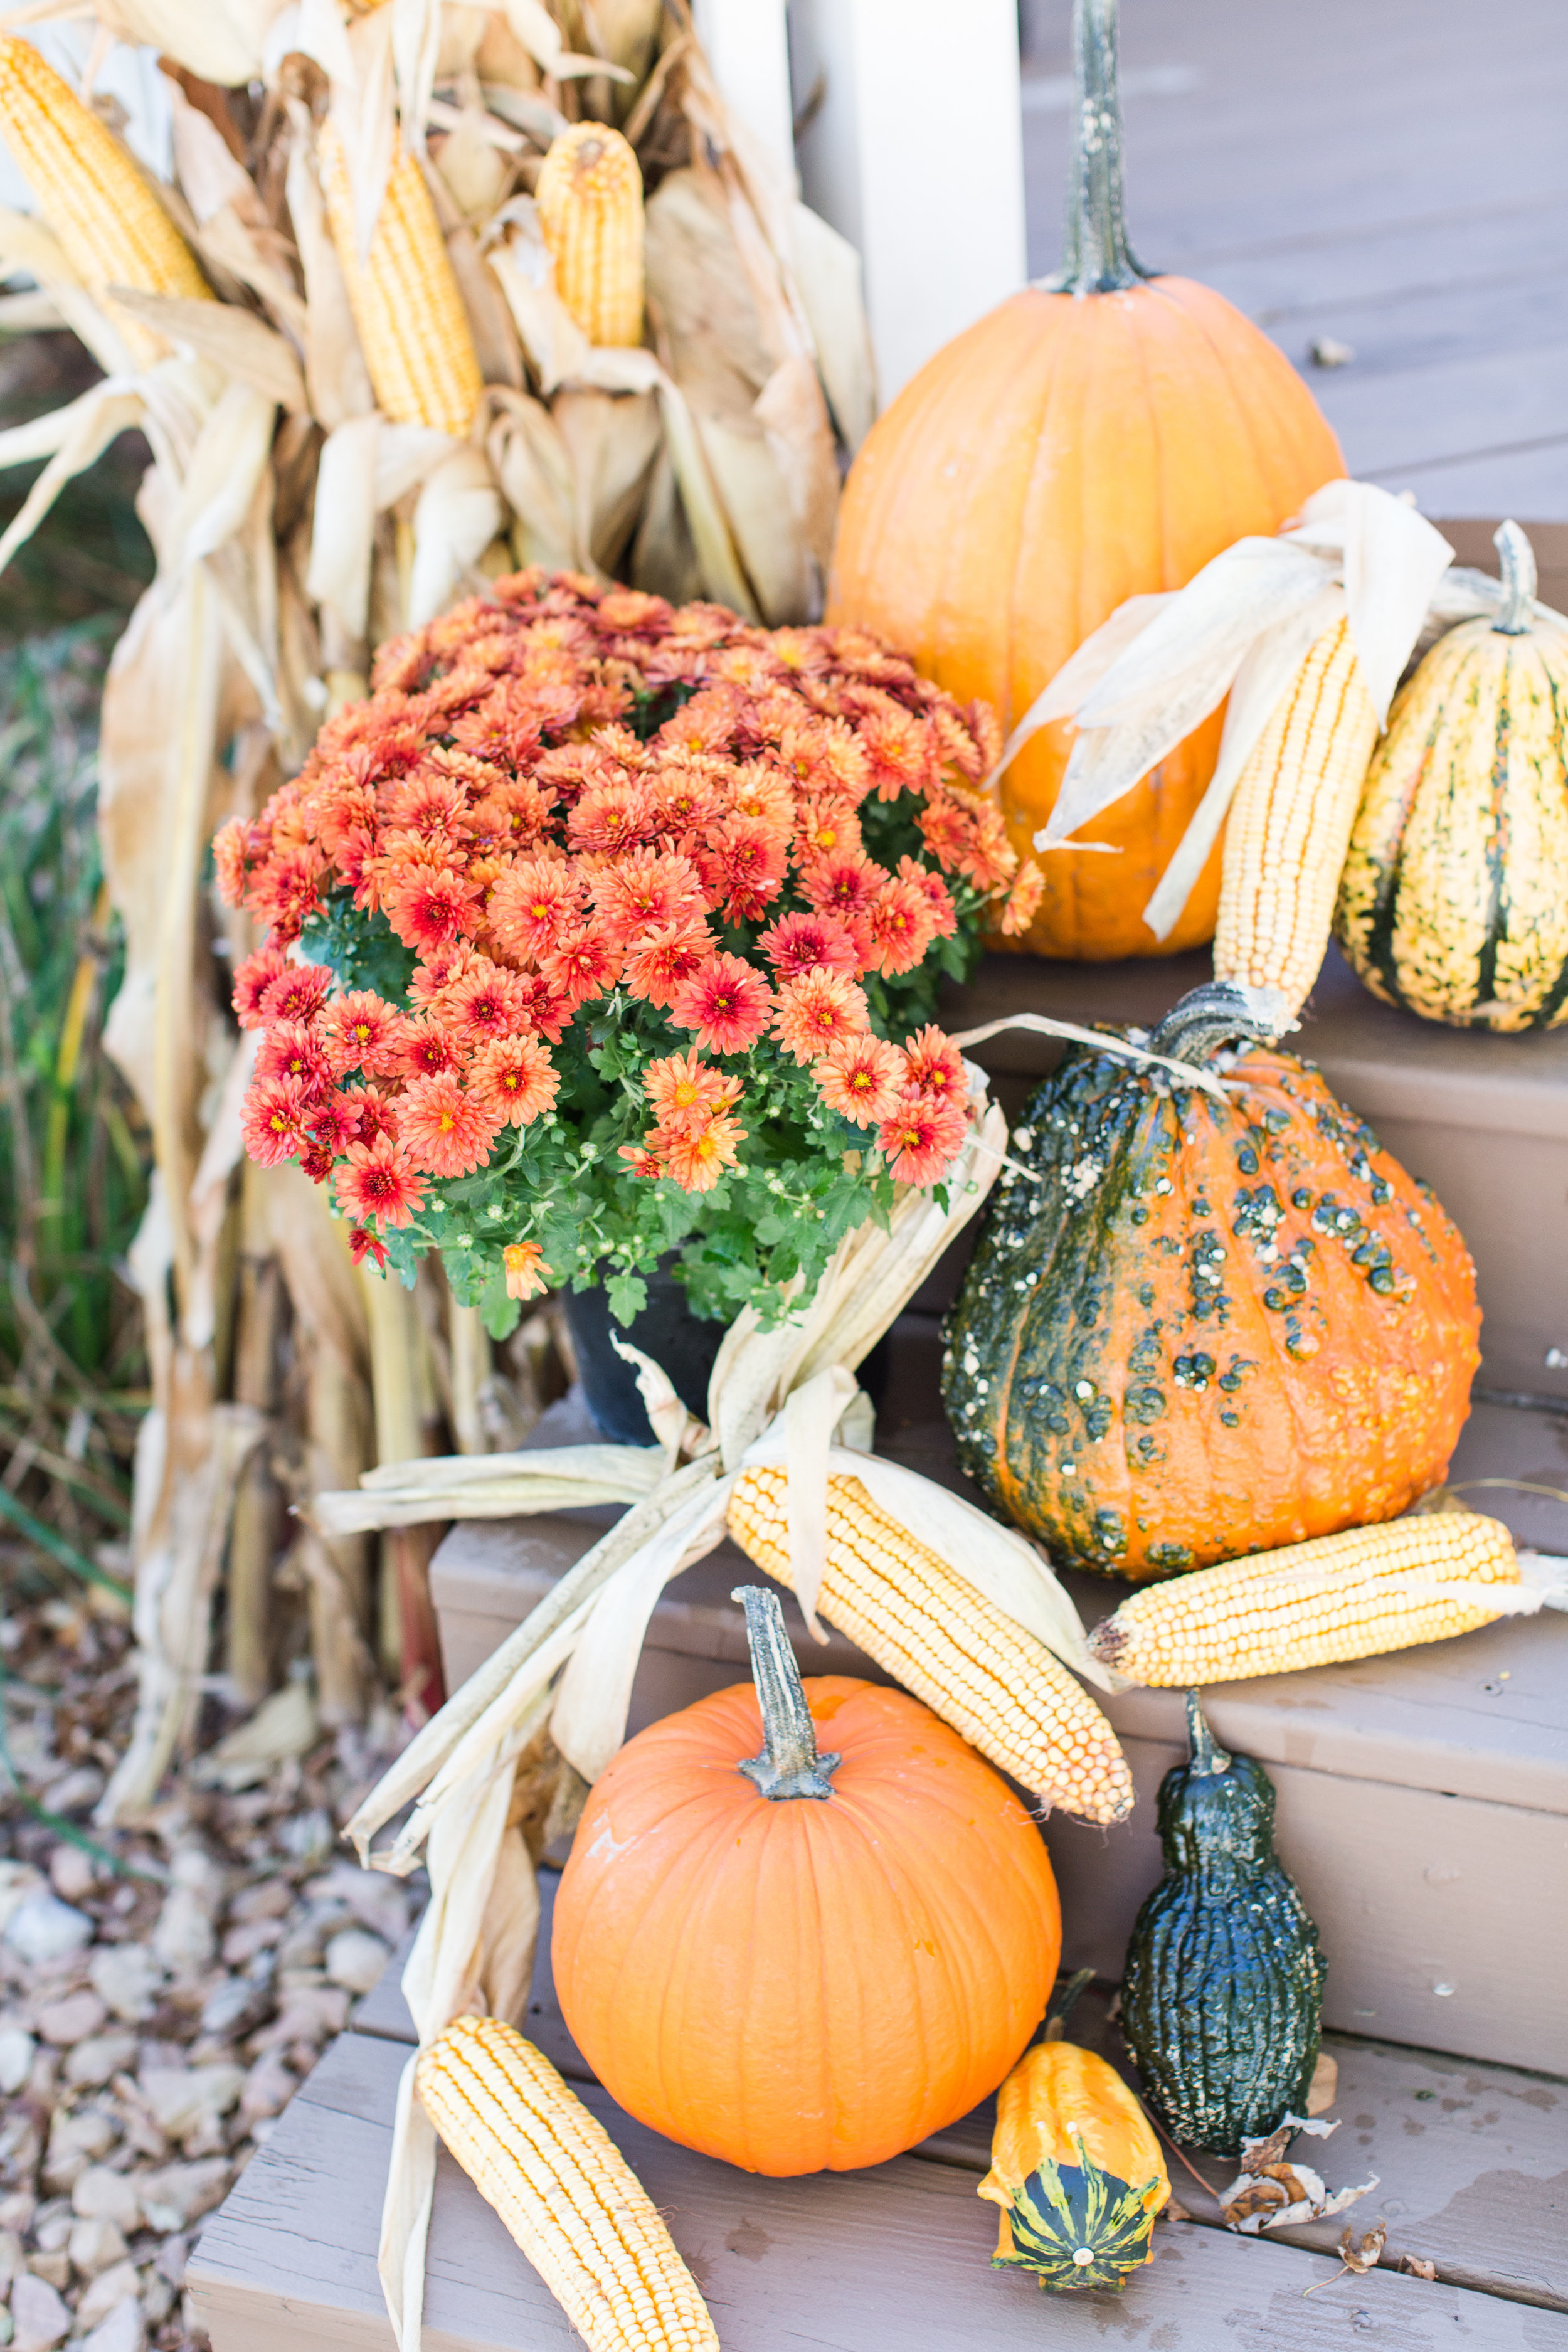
[
  {"xmin": 827, "ymin": 0, "xmax": 1343, "ymax": 961},
  {"xmin": 553, "ymin": 1587, "xmax": 1062, "ymax": 2176}
]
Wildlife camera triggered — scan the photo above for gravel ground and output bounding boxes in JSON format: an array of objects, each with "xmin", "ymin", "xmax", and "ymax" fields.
[{"xmin": 0, "ymin": 1582, "xmax": 420, "ymax": 2352}]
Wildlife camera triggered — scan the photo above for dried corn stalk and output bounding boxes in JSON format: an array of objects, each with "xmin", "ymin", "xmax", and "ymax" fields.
[{"xmin": 0, "ymin": 0, "xmax": 877, "ymax": 1816}]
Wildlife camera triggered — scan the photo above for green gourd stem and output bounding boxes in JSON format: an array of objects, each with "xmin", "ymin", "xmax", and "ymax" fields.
[
  {"xmin": 1043, "ymin": 1966, "xmax": 1096, "ymax": 2038},
  {"xmin": 1149, "ymin": 982, "xmax": 1289, "ymax": 1067},
  {"xmin": 733, "ymin": 1586, "xmax": 840, "ymax": 1801},
  {"xmin": 1185, "ymin": 1689, "xmax": 1231, "ymax": 1777},
  {"xmin": 1045, "ymin": 0, "xmax": 1150, "ymax": 295},
  {"xmin": 1492, "ymin": 520, "xmax": 1536, "ymax": 635}
]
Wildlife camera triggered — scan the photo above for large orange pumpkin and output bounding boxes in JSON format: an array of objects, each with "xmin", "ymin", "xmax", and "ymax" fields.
[
  {"xmin": 827, "ymin": 0, "xmax": 1344, "ymax": 961},
  {"xmin": 943, "ymin": 985, "xmax": 1481, "ymax": 1577},
  {"xmin": 553, "ymin": 1587, "xmax": 1061, "ymax": 2176}
]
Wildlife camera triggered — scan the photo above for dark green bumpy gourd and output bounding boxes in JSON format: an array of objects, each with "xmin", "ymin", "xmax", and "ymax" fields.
[{"xmin": 1120, "ymin": 1693, "xmax": 1323, "ymax": 2153}]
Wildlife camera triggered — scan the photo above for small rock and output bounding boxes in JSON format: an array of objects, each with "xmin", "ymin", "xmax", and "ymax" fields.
[
  {"xmin": 0, "ymin": 1865, "xmax": 43, "ymax": 1936},
  {"xmin": 35, "ymin": 1992, "xmax": 107, "ymax": 2048},
  {"xmin": 7, "ymin": 2271, "xmax": 70, "ymax": 2351},
  {"xmin": 37, "ymin": 1767, "xmax": 103, "ymax": 1814},
  {"xmin": 43, "ymin": 2112, "xmax": 117, "ymax": 2193},
  {"xmin": 30, "ymin": 2213, "xmax": 70, "ymax": 2255},
  {"xmin": 141, "ymin": 2275, "xmax": 175, "ymax": 2327},
  {"xmin": 198, "ymin": 1976, "xmax": 268, "ymax": 2039},
  {"xmin": 276, "ymin": 1809, "xmax": 332, "ymax": 1863},
  {"xmin": 66, "ymin": 2217, "xmax": 127, "ymax": 2279},
  {"xmin": 0, "ymin": 2028, "xmax": 35, "ymax": 2095},
  {"xmin": 149, "ymin": 1892, "xmax": 214, "ymax": 1983},
  {"xmin": 3, "ymin": 1894, "xmax": 93, "ymax": 1969},
  {"xmin": 0, "ymin": 2200, "xmax": 34, "ymax": 2238},
  {"xmin": 86, "ymin": 1949, "xmax": 163, "ymax": 2025},
  {"xmin": 137, "ymin": 2064, "xmax": 244, "ymax": 2144},
  {"xmin": 23, "ymin": 2254, "xmax": 68, "ymax": 2291},
  {"xmin": 134, "ymin": 2158, "xmax": 230, "ymax": 2233},
  {"xmin": 152, "ymin": 2237, "xmax": 187, "ymax": 2291},
  {"xmin": 324, "ymin": 1929, "xmax": 390, "ymax": 1996},
  {"xmin": 238, "ymin": 2051, "xmax": 295, "ymax": 2124},
  {"xmin": 74, "ymin": 2260, "xmax": 140, "ymax": 2331},
  {"xmin": 45, "ymin": 1850, "xmax": 94, "ymax": 1905},
  {"xmin": 64, "ymin": 2032, "xmax": 139, "ymax": 2090},
  {"xmin": 219, "ymin": 1919, "xmax": 282, "ymax": 1968},
  {"xmin": 0, "ymin": 2232, "xmax": 21, "ymax": 2289},
  {"xmin": 77, "ymin": 2293, "xmax": 144, "ymax": 2352},
  {"xmin": 68, "ymin": 2169, "xmax": 139, "ymax": 2233},
  {"xmin": 226, "ymin": 1881, "xmax": 292, "ymax": 1927},
  {"xmin": 252, "ymin": 1984, "xmax": 348, "ymax": 2050},
  {"xmin": 309, "ymin": 1862, "xmax": 409, "ymax": 1948}
]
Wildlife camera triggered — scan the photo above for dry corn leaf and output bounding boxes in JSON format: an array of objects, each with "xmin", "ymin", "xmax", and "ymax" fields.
[
  {"xmin": 552, "ymin": 383, "xmax": 659, "ymax": 578},
  {"xmin": 628, "ymin": 435, "xmax": 699, "ymax": 605},
  {"xmin": 482, "ymin": 386, "xmax": 579, "ymax": 571},
  {"xmin": 0, "ymin": 203, "xmax": 132, "ymax": 374},
  {"xmin": 694, "ymin": 410, "xmax": 807, "ymax": 625},
  {"xmin": 408, "ymin": 442, "xmax": 503, "ymax": 623},
  {"xmin": 112, "ymin": 286, "xmax": 307, "ymax": 410},
  {"xmin": 788, "ymin": 200, "xmax": 876, "ymax": 453},
  {"xmin": 164, "ymin": 68, "xmax": 266, "ymax": 226},
  {"xmin": 93, "ymin": 0, "xmax": 283, "ymax": 87},
  {"xmin": 0, "ymin": 380, "xmax": 147, "ymax": 581},
  {"xmin": 753, "ymin": 348, "xmax": 837, "ymax": 583},
  {"xmin": 644, "ymin": 166, "xmax": 774, "ymax": 400},
  {"xmin": 284, "ymin": 101, "xmax": 376, "ymax": 427},
  {"xmin": 309, "ymin": 413, "xmax": 382, "ymax": 654}
]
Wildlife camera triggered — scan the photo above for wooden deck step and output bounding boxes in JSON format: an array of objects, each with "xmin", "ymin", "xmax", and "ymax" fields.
[
  {"xmin": 188, "ymin": 1872, "xmax": 1568, "ymax": 2349},
  {"xmin": 429, "ymin": 1396, "xmax": 1568, "ymax": 2077}
]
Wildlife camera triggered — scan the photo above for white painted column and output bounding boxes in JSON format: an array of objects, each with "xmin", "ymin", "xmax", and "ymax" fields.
[
  {"xmin": 691, "ymin": 0, "xmax": 798, "ymax": 188},
  {"xmin": 786, "ymin": 0, "xmax": 1026, "ymax": 405}
]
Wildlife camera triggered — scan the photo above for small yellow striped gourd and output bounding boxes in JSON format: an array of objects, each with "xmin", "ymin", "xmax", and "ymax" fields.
[
  {"xmin": 536, "ymin": 122, "xmax": 644, "ymax": 349},
  {"xmin": 727, "ymin": 1463, "xmax": 1133, "ymax": 1823},
  {"xmin": 1214, "ymin": 613, "xmax": 1380, "ymax": 1018},
  {"xmin": 317, "ymin": 124, "xmax": 484, "ymax": 435},
  {"xmin": 415, "ymin": 2016, "xmax": 719, "ymax": 2352},
  {"xmin": 1336, "ymin": 521, "xmax": 1568, "ymax": 1031},
  {"xmin": 1088, "ymin": 1508, "xmax": 1526, "ymax": 1685},
  {"xmin": 0, "ymin": 34, "xmax": 211, "ymax": 367}
]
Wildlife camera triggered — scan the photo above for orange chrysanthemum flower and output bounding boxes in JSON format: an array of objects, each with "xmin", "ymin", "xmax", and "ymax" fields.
[
  {"xmin": 398, "ymin": 1016, "xmax": 462, "ymax": 1084},
  {"xmin": 232, "ymin": 945, "xmax": 287, "ymax": 1030},
  {"xmin": 588, "ymin": 849, "xmax": 705, "ymax": 951},
  {"xmin": 669, "ymin": 953, "xmax": 774, "ymax": 1056},
  {"xmin": 446, "ymin": 958, "xmax": 531, "ymax": 1047},
  {"xmin": 470, "ymin": 1033, "xmax": 560, "ymax": 1126},
  {"xmin": 382, "ymin": 858, "xmax": 478, "ymax": 955},
  {"xmin": 902, "ymin": 1025, "xmax": 968, "ymax": 1106},
  {"xmin": 703, "ymin": 812, "xmax": 789, "ymax": 924},
  {"xmin": 240, "ymin": 1076, "xmax": 313, "ymax": 1167},
  {"xmin": 567, "ymin": 775, "xmax": 657, "ymax": 856},
  {"xmin": 622, "ymin": 916, "xmax": 714, "ymax": 1010},
  {"xmin": 865, "ymin": 876, "xmax": 938, "ymax": 976},
  {"xmin": 801, "ymin": 849, "xmax": 885, "ymax": 934},
  {"xmin": 334, "ymin": 1135, "xmax": 426, "ymax": 1228},
  {"xmin": 503, "ymin": 1240, "xmax": 550, "ymax": 1301},
  {"xmin": 792, "ymin": 795, "xmax": 863, "ymax": 866},
  {"xmin": 662, "ymin": 1111, "xmax": 745, "ymax": 1194},
  {"xmin": 618, "ymin": 1142, "xmax": 668, "ymax": 1180},
  {"xmin": 488, "ymin": 856, "xmax": 585, "ymax": 963},
  {"xmin": 398, "ymin": 1073, "xmax": 506, "ymax": 1178},
  {"xmin": 999, "ymin": 858, "xmax": 1046, "ymax": 936},
  {"xmin": 758, "ymin": 909, "xmax": 864, "ymax": 983},
  {"xmin": 541, "ymin": 930, "xmax": 622, "ymax": 1012},
  {"xmin": 771, "ymin": 969, "xmax": 869, "ymax": 1064},
  {"xmin": 322, "ymin": 990, "xmax": 406, "ymax": 1079},
  {"xmin": 877, "ymin": 1093, "xmax": 955, "ymax": 1189},
  {"xmin": 898, "ymin": 854, "xmax": 958, "ymax": 941},
  {"xmin": 813, "ymin": 1034, "xmax": 906, "ymax": 1128},
  {"xmin": 256, "ymin": 1019, "xmax": 332, "ymax": 1096},
  {"xmin": 642, "ymin": 1047, "xmax": 742, "ymax": 1139}
]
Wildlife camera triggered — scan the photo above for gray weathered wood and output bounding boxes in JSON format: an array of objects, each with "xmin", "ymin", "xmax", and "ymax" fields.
[
  {"xmin": 1020, "ymin": 0, "xmax": 1568, "ymax": 512},
  {"xmin": 343, "ymin": 1869, "xmax": 1568, "ymax": 2310},
  {"xmin": 188, "ymin": 2028, "xmax": 1568, "ymax": 2351}
]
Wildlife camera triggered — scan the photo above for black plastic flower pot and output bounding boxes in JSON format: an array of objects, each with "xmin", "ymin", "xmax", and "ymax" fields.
[{"xmin": 560, "ymin": 1269, "xmax": 726, "ymax": 1446}]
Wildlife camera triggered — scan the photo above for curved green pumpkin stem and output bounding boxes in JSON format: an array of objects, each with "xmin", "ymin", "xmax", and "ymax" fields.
[
  {"xmin": 1185, "ymin": 1689, "xmax": 1232, "ymax": 1777},
  {"xmin": 1045, "ymin": 0, "xmax": 1151, "ymax": 295},
  {"xmin": 1492, "ymin": 520, "xmax": 1536, "ymax": 636},
  {"xmin": 1150, "ymin": 981, "xmax": 1293, "ymax": 1067},
  {"xmin": 733, "ymin": 1586, "xmax": 840, "ymax": 1801}
]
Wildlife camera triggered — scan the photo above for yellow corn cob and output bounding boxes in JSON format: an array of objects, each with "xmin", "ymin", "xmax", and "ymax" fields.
[
  {"xmin": 1213, "ymin": 614, "xmax": 1380, "ymax": 1018},
  {"xmin": 728, "ymin": 1465, "xmax": 1133, "ymax": 1823},
  {"xmin": 536, "ymin": 122, "xmax": 644, "ymax": 348},
  {"xmin": 1088, "ymin": 1509, "xmax": 1523, "ymax": 1686},
  {"xmin": 416, "ymin": 2016, "xmax": 718, "ymax": 2352},
  {"xmin": 318, "ymin": 125, "xmax": 484, "ymax": 435},
  {"xmin": 0, "ymin": 35, "xmax": 210, "ymax": 368}
]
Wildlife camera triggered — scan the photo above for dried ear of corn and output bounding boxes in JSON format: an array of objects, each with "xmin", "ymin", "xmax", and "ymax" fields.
[
  {"xmin": 415, "ymin": 2015, "xmax": 719, "ymax": 2352},
  {"xmin": 317, "ymin": 125, "xmax": 484, "ymax": 434},
  {"xmin": 728, "ymin": 1465, "xmax": 1133, "ymax": 1823},
  {"xmin": 536, "ymin": 122, "xmax": 644, "ymax": 349},
  {"xmin": 1088, "ymin": 1510, "xmax": 1550, "ymax": 1685},
  {"xmin": 0, "ymin": 34, "xmax": 210, "ymax": 367},
  {"xmin": 1212, "ymin": 614, "xmax": 1380, "ymax": 1017}
]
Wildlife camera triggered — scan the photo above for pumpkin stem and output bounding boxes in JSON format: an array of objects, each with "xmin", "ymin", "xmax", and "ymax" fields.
[
  {"xmin": 1150, "ymin": 981, "xmax": 1294, "ymax": 1066},
  {"xmin": 733, "ymin": 1586, "xmax": 841, "ymax": 1801},
  {"xmin": 1185, "ymin": 1689, "xmax": 1231, "ymax": 1777},
  {"xmin": 1492, "ymin": 520, "xmax": 1536, "ymax": 635},
  {"xmin": 1044, "ymin": 0, "xmax": 1150, "ymax": 296}
]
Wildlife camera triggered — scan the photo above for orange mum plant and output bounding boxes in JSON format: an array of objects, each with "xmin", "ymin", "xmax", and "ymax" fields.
[{"xmin": 217, "ymin": 569, "xmax": 1041, "ymax": 1335}]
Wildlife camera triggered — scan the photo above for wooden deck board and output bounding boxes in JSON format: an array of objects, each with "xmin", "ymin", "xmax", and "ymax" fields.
[
  {"xmin": 1020, "ymin": 0, "xmax": 1568, "ymax": 514},
  {"xmin": 188, "ymin": 2027, "xmax": 1568, "ymax": 2351}
]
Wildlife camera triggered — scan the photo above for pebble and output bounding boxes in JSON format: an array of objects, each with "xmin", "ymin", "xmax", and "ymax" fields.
[
  {"xmin": 0, "ymin": 2032, "xmax": 35, "ymax": 2097},
  {"xmin": 3, "ymin": 1897, "xmax": 93, "ymax": 1970},
  {"xmin": 0, "ymin": 2232, "xmax": 21, "ymax": 2287},
  {"xmin": 85, "ymin": 1951, "xmax": 163, "ymax": 2026},
  {"xmin": 34, "ymin": 1993, "xmax": 106, "ymax": 2049},
  {"xmin": 45, "ymin": 1851, "xmax": 94, "ymax": 1907},
  {"xmin": 63, "ymin": 2034, "xmax": 139, "ymax": 2091},
  {"xmin": 74, "ymin": 2260, "xmax": 140, "ymax": 2331},
  {"xmin": 134, "ymin": 2159, "xmax": 230, "ymax": 2234},
  {"xmin": 68, "ymin": 2173, "xmax": 139, "ymax": 2235},
  {"xmin": 66, "ymin": 2217, "xmax": 127, "ymax": 2279},
  {"xmin": 77, "ymin": 2294, "xmax": 144, "ymax": 2352},
  {"xmin": 7, "ymin": 2272, "xmax": 70, "ymax": 2351},
  {"xmin": 324, "ymin": 1929, "xmax": 391, "ymax": 1996},
  {"xmin": 238, "ymin": 2052, "xmax": 295, "ymax": 2124},
  {"xmin": 136, "ymin": 2065, "xmax": 243, "ymax": 2146}
]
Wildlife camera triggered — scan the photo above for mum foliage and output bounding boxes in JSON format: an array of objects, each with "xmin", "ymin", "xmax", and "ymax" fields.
[{"xmin": 217, "ymin": 570, "xmax": 1041, "ymax": 1337}]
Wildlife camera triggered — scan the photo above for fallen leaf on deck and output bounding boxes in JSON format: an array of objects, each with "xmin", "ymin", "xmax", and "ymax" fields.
[{"xmin": 1220, "ymin": 2116, "xmax": 1379, "ymax": 2234}]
